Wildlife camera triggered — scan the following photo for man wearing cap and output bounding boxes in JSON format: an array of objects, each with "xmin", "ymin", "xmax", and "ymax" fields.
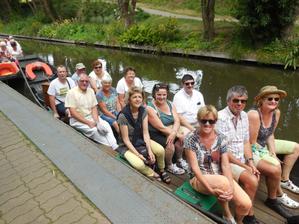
[
  {"xmin": 65, "ymin": 73, "xmax": 118, "ymax": 150},
  {"xmin": 248, "ymin": 86, "xmax": 299, "ymax": 211},
  {"xmin": 173, "ymin": 74, "xmax": 205, "ymax": 127},
  {"xmin": 216, "ymin": 85, "xmax": 261, "ymax": 224},
  {"xmin": 71, "ymin": 63, "xmax": 86, "ymax": 85}
]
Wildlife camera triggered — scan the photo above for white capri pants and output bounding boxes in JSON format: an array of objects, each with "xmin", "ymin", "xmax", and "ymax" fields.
[{"xmin": 70, "ymin": 115, "xmax": 118, "ymax": 150}]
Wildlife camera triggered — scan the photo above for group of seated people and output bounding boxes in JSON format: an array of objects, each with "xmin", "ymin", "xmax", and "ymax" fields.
[
  {"xmin": 0, "ymin": 36, "xmax": 23, "ymax": 62},
  {"xmin": 47, "ymin": 60, "xmax": 299, "ymax": 224}
]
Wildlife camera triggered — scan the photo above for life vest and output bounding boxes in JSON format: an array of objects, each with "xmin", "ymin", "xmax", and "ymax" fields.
[
  {"xmin": 25, "ymin": 62, "xmax": 53, "ymax": 80},
  {"xmin": 0, "ymin": 62, "xmax": 19, "ymax": 77}
]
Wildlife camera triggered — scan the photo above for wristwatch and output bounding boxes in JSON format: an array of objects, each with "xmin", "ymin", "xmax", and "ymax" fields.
[{"xmin": 246, "ymin": 157, "xmax": 254, "ymax": 163}]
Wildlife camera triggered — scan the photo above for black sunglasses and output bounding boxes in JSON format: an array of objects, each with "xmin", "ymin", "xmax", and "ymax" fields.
[
  {"xmin": 266, "ymin": 97, "xmax": 280, "ymax": 102},
  {"xmin": 232, "ymin": 99, "xmax": 247, "ymax": 104},
  {"xmin": 94, "ymin": 66, "xmax": 102, "ymax": 69},
  {"xmin": 199, "ymin": 119, "xmax": 217, "ymax": 125},
  {"xmin": 184, "ymin": 81, "xmax": 195, "ymax": 86},
  {"xmin": 154, "ymin": 83, "xmax": 169, "ymax": 90}
]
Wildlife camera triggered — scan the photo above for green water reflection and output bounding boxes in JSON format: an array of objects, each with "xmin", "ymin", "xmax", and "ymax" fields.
[{"xmin": 21, "ymin": 40, "xmax": 299, "ymax": 142}]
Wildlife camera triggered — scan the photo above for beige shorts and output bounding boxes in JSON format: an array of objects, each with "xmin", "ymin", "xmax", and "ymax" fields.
[{"xmin": 230, "ymin": 164, "xmax": 246, "ymax": 181}]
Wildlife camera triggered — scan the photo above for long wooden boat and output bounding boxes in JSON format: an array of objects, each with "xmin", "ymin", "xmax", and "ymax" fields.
[{"xmin": 5, "ymin": 56, "xmax": 299, "ymax": 224}]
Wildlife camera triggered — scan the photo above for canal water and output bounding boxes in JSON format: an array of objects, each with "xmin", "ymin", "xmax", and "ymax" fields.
[{"xmin": 19, "ymin": 39, "xmax": 299, "ymax": 181}]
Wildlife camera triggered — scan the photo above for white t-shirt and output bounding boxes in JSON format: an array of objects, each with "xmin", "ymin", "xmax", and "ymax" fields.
[
  {"xmin": 116, "ymin": 77, "xmax": 143, "ymax": 94},
  {"xmin": 88, "ymin": 70, "xmax": 111, "ymax": 89},
  {"xmin": 47, "ymin": 77, "xmax": 76, "ymax": 105},
  {"xmin": 173, "ymin": 88, "xmax": 205, "ymax": 125}
]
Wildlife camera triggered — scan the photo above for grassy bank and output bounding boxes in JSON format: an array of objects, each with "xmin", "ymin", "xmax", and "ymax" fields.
[{"xmin": 1, "ymin": 1, "xmax": 298, "ymax": 67}]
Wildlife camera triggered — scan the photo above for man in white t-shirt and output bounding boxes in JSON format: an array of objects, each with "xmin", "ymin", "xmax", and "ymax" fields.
[
  {"xmin": 173, "ymin": 74, "xmax": 205, "ymax": 126},
  {"xmin": 65, "ymin": 73, "xmax": 118, "ymax": 150},
  {"xmin": 116, "ymin": 67, "xmax": 143, "ymax": 108},
  {"xmin": 47, "ymin": 65, "xmax": 76, "ymax": 119}
]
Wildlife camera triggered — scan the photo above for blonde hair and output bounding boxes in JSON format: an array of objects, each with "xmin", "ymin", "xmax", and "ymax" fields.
[
  {"xmin": 125, "ymin": 86, "xmax": 145, "ymax": 104},
  {"xmin": 197, "ymin": 105, "xmax": 218, "ymax": 121}
]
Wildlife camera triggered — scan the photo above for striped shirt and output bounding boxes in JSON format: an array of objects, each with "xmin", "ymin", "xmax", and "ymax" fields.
[{"xmin": 216, "ymin": 106, "xmax": 249, "ymax": 163}]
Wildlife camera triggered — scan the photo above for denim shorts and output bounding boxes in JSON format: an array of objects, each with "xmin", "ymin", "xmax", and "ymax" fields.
[{"xmin": 100, "ymin": 112, "xmax": 118, "ymax": 126}]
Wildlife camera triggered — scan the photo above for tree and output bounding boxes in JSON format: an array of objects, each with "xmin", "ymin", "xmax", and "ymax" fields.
[
  {"xmin": 201, "ymin": 0, "xmax": 215, "ymax": 41},
  {"xmin": 234, "ymin": 0, "xmax": 299, "ymax": 43},
  {"xmin": 118, "ymin": 0, "xmax": 137, "ymax": 28}
]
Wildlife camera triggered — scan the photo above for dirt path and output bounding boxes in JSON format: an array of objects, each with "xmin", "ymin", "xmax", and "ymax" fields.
[{"xmin": 137, "ymin": 4, "xmax": 239, "ymax": 22}]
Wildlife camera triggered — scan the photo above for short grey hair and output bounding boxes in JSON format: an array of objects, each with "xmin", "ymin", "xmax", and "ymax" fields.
[
  {"xmin": 226, "ymin": 85, "xmax": 248, "ymax": 102},
  {"xmin": 101, "ymin": 74, "xmax": 112, "ymax": 83}
]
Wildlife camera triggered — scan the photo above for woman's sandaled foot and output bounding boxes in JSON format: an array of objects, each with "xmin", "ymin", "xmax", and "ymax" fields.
[
  {"xmin": 160, "ymin": 171, "xmax": 171, "ymax": 184},
  {"xmin": 149, "ymin": 173, "xmax": 161, "ymax": 182}
]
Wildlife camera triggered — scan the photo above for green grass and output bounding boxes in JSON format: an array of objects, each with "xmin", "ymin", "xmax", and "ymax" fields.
[{"xmin": 1, "ymin": 9, "xmax": 298, "ymax": 67}]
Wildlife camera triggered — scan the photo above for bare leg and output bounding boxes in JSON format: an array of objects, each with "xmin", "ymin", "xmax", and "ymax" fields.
[
  {"xmin": 165, "ymin": 144, "xmax": 175, "ymax": 166},
  {"xmin": 257, "ymin": 160, "xmax": 281, "ymax": 199},
  {"xmin": 239, "ymin": 170, "xmax": 259, "ymax": 216},
  {"xmin": 281, "ymin": 144, "xmax": 299, "ymax": 181},
  {"xmin": 174, "ymin": 140, "xmax": 183, "ymax": 160}
]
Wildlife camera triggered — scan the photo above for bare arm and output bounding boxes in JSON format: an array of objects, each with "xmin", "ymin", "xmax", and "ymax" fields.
[
  {"xmin": 89, "ymin": 77, "xmax": 98, "ymax": 93},
  {"xmin": 69, "ymin": 107, "xmax": 96, "ymax": 128},
  {"xmin": 266, "ymin": 109, "xmax": 280, "ymax": 154},
  {"xmin": 185, "ymin": 149, "xmax": 215, "ymax": 194},
  {"xmin": 98, "ymin": 101, "xmax": 116, "ymax": 119},
  {"xmin": 179, "ymin": 114, "xmax": 195, "ymax": 131},
  {"xmin": 48, "ymin": 95, "xmax": 58, "ymax": 117},
  {"xmin": 171, "ymin": 105, "xmax": 181, "ymax": 133},
  {"xmin": 247, "ymin": 110, "xmax": 260, "ymax": 145},
  {"xmin": 221, "ymin": 152, "xmax": 234, "ymax": 193},
  {"xmin": 118, "ymin": 94, "xmax": 125, "ymax": 109},
  {"xmin": 91, "ymin": 106, "xmax": 99, "ymax": 123}
]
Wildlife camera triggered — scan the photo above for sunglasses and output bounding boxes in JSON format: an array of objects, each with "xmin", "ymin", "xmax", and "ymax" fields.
[
  {"xmin": 94, "ymin": 66, "xmax": 102, "ymax": 69},
  {"xmin": 184, "ymin": 81, "xmax": 195, "ymax": 86},
  {"xmin": 154, "ymin": 83, "xmax": 169, "ymax": 90},
  {"xmin": 79, "ymin": 80, "xmax": 89, "ymax": 83},
  {"xmin": 232, "ymin": 99, "xmax": 247, "ymax": 104},
  {"xmin": 199, "ymin": 119, "xmax": 217, "ymax": 125},
  {"xmin": 266, "ymin": 97, "xmax": 280, "ymax": 102}
]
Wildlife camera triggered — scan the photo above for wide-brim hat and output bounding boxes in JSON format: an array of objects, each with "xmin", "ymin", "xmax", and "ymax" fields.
[{"xmin": 254, "ymin": 85, "xmax": 287, "ymax": 101}]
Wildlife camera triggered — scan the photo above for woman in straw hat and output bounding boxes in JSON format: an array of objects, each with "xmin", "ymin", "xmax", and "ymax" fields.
[{"xmin": 248, "ymin": 85, "xmax": 299, "ymax": 209}]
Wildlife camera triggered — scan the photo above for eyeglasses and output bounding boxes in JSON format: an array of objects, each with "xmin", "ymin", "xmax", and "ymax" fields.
[
  {"xmin": 199, "ymin": 119, "xmax": 217, "ymax": 125},
  {"xmin": 266, "ymin": 97, "xmax": 280, "ymax": 102},
  {"xmin": 184, "ymin": 81, "xmax": 195, "ymax": 86},
  {"xmin": 79, "ymin": 80, "xmax": 89, "ymax": 83},
  {"xmin": 94, "ymin": 66, "xmax": 102, "ymax": 69},
  {"xmin": 232, "ymin": 99, "xmax": 247, "ymax": 104}
]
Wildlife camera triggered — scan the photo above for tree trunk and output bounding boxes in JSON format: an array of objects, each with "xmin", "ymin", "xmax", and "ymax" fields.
[
  {"xmin": 118, "ymin": 0, "xmax": 136, "ymax": 28},
  {"xmin": 41, "ymin": 0, "xmax": 56, "ymax": 22},
  {"xmin": 201, "ymin": 0, "xmax": 215, "ymax": 41},
  {"xmin": 281, "ymin": 5, "xmax": 299, "ymax": 41},
  {"xmin": 2, "ymin": 0, "xmax": 12, "ymax": 15}
]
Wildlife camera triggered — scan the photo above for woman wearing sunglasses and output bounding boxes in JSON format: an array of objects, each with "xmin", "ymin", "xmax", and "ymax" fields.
[
  {"xmin": 89, "ymin": 59, "xmax": 111, "ymax": 93},
  {"xmin": 248, "ymin": 86, "xmax": 299, "ymax": 208},
  {"xmin": 147, "ymin": 83, "xmax": 193, "ymax": 175},
  {"xmin": 185, "ymin": 105, "xmax": 251, "ymax": 224}
]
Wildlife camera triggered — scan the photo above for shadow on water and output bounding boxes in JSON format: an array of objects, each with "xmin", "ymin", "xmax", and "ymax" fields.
[{"xmin": 18, "ymin": 39, "xmax": 299, "ymax": 183}]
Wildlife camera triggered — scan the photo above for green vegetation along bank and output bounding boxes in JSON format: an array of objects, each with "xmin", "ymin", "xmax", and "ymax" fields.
[{"xmin": 1, "ymin": 0, "xmax": 299, "ymax": 68}]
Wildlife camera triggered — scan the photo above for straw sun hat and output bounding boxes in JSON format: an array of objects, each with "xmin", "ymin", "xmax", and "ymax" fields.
[{"xmin": 254, "ymin": 85, "xmax": 287, "ymax": 102}]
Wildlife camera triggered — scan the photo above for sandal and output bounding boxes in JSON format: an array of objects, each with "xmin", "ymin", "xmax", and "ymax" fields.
[
  {"xmin": 160, "ymin": 171, "xmax": 171, "ymax": 184},
  {"xmin": 149, "ymin": 173, "xmax": 161, "ymax": 182}
]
